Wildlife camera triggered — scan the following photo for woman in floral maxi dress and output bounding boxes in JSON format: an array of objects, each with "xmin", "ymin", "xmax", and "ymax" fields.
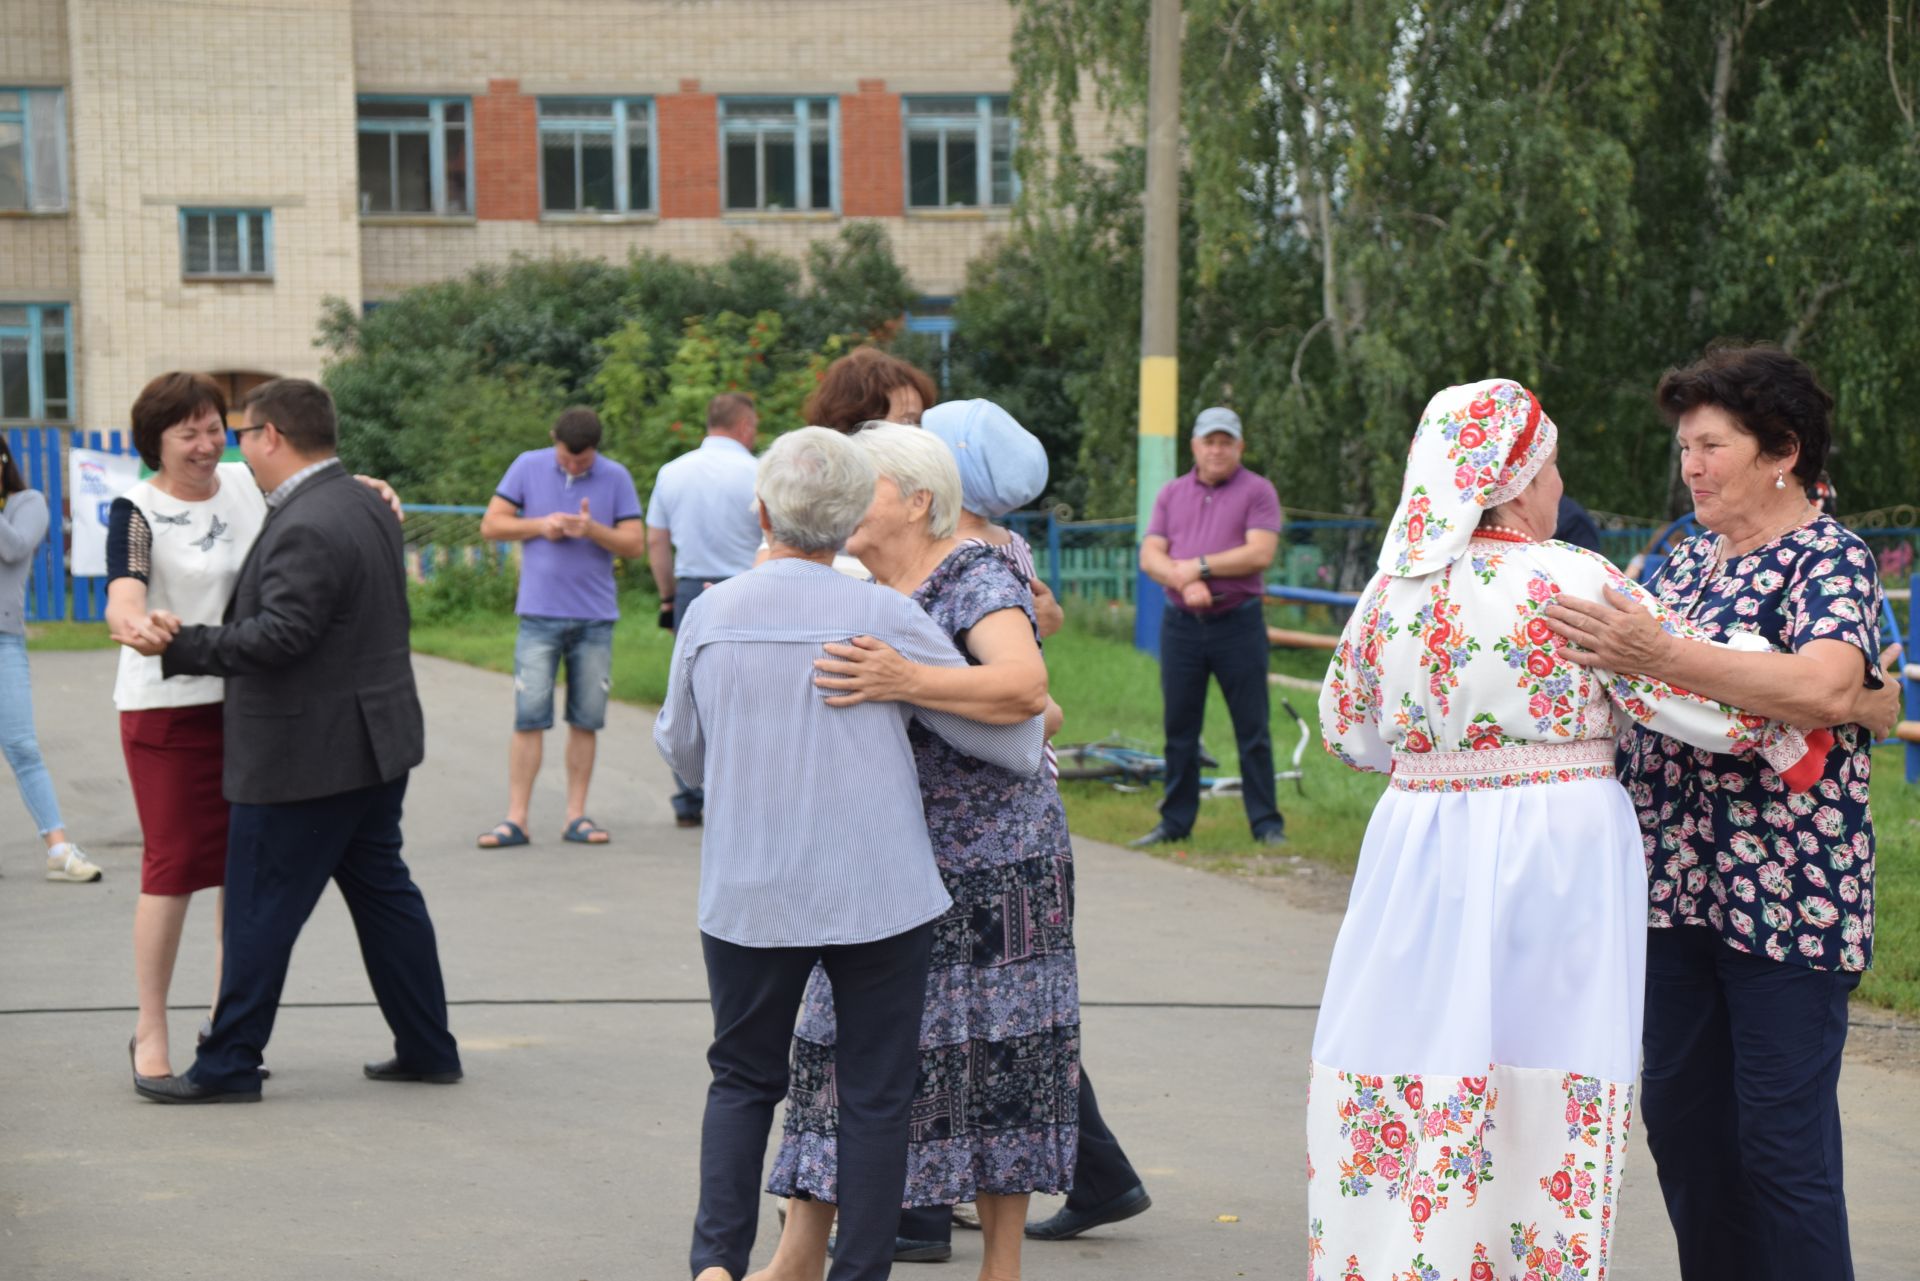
[{"xmin": 1308, "ymin": 379, "xmax": 1826, "ymax": 1281}]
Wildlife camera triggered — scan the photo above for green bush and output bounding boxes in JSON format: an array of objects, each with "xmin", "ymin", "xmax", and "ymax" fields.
[{"xmin": 408, "ymin": 560, "xmax": 520, "ymax": 627}]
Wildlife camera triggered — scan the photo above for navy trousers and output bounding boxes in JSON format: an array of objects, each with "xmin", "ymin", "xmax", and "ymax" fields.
[
  {"xmin": 898, "ymin": 1065, "xmax": 1143, "ymax": 1242},
  {"xmin": 189, "ymin": 774, "xmax": 460, "ymax": 1093},
  {"xmin": 695, "ymin": 924, "xmax": 934, "ymax": 1281},
  {"xmin": 1158, "ymin": 600, "xmax": 1282, "ymax": 837},
  {"xmin": 1641, "ymin": 925, "xmax": 1859, "ymax": 1281},
  {"xmin": 670, "ymin": 575, "xmax": 721, "ymax": 821}
]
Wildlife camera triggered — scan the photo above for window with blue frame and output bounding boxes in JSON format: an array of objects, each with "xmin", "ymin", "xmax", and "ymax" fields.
[
  {"xmin": 539, "ymin": 97, "xmax": 654, "ymax": 215},
  {"xmin": 0, "ymin": 87, "xmax": 68, "ymax": 212},
  {"xmin": 356, "ymin": 97, "xmax": 472, "ymax": 216},
  {"xmin": 181, "ymin": 209, "xmax": 272, "ymax": 279},
  {"xmin": 0, "ymin": 304, "xmax": 72, "ymax": 421},
  {"xmin": 720, "ymin": 97, "xmax": 835, "ymax": 212},
  {"xmin": 904, "ymin": 96, "xmax": 1014, "ymax": 209}
]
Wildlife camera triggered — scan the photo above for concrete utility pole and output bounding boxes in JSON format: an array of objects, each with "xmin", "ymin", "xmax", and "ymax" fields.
[{"xmin": 1134, "ymin": 0, "xmax": 1182, "ymax": 655}]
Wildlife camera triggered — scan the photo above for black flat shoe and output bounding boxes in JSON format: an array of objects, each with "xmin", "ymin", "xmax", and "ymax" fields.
[
  {"xmin": 128, "ymin": 1036, "xmax": 173, "ymax": 1093},
  {"xmin": 134, "ymin": 1073, "xmax": 261, "ymax": 1105},
  {"xmin": 1127, "ymin": 824, "xmax": 1186, "ymax": 849},
  {"xmin": 1025, "ymin": 1185, "xmax": 1152, "ymax": 1240},
  {"xmin": 363, "ymin": 1057, "xmax": 463, "ymax": 1084}
]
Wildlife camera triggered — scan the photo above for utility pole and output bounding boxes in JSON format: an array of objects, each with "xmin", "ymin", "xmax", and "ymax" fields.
[{"xmin": 1134, "ymin": 0, "xmax": 1181, "ymax": 655}]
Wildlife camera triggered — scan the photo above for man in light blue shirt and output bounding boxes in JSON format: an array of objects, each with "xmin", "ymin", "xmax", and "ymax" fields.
[
  {"xmin": 646, "ymin": 392, "xmax": 763, "ymax": 828},
  {"xmin": 655, "ymin": 428, "xmax": 1042, "ymax": 1281}
]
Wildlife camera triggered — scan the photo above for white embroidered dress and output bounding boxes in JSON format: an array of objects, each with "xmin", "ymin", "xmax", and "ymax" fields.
[{"xmin": 1308, "ymin": 532, "xmax": 1813, "ymax": 1281}]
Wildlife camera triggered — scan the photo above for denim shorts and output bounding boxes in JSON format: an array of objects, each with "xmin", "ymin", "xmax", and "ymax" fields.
[{"xmin": 513, "ymin": 616, "xmax": 615, "ymax": 732}]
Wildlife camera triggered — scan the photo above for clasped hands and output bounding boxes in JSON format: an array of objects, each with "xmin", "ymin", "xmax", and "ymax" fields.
[
  {"xmin": 539, "ymin": 499, "xmax": 594, "ymax": 542},
  {"xmin": 1164, "ymin": 557, "xmax": 1213, "ymax": 610},
  {"xmin": 112, "ymin": 609, "xmax": 183, "ymax": 657}
]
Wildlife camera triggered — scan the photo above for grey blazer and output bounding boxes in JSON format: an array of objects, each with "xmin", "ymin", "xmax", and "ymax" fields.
[{"xmin": 163, "ymin": 466, "xmax": 424, "ymax": 805}]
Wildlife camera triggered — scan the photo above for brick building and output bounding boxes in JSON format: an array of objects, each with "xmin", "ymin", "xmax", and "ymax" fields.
[{"xmin": 0, "ymin": 0, "xmax": 1112, "ymax": 429}]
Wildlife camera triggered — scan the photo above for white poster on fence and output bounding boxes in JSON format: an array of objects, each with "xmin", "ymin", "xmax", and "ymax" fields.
[{"xmin": 67, "ymin": 448, "xmax": 143, "ymax": 577}]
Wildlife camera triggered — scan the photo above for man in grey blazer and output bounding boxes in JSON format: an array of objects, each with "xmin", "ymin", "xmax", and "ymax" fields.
[{"xmin": 130, "ymin": 378, "xmax": 460, "ymax": 1103}]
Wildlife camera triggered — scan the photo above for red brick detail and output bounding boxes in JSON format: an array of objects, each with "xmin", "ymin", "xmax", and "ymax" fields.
[
  {"xmin": 475, "ymin": 80, "xmax": 539, "ymax": 221},
  {"xmin": 679, "ymin": 78, "xmax": 702, "ymax": 94},
  {"xmin": 840, "ymin": 83, "xmax": 902, "ymax": 218},
  {"xmin": 658, "ymin": 91, "xmax": 720, "ymax": 219}
]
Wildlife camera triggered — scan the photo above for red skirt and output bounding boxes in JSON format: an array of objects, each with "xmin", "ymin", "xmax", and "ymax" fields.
[{"xmin": 120, "ymin": 704, "xmax": 228, "ymax": 896}]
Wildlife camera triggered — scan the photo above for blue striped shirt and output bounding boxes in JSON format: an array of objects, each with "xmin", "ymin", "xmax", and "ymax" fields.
[{"xmin": 653, "ymin": 557, "xmax": 1046, "ymax": 947}]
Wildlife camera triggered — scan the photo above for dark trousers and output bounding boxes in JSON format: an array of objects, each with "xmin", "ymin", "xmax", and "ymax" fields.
[
  {"xmin": 695, "ymin": 925, "xmax": 934, "ymax": 1281},
  {"xmin": 898, "ymin": 1067, "xmax": 1142, "ymax": 1242},
  {"xmin": 1641, "ymin": 925, "xmax": 1859, "ymax": 1281},
  {"xmin": 670, "ymin": 575, "xmax": 721, "ymax": 821},
  {"xmin": 189, "ymin": 775, "xmax": 459, "ymax": 1093},
  {"xmin": 1158, "ymin": 600, "xmax": 1281, "ymax": 837}
]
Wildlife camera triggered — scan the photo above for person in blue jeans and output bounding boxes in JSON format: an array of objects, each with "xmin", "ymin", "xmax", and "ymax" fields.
[
  {"xmin": 477, "ymin": 407, "xmax": 645, "ymax": 848},
  {"xmin": 0, "ymin": 441, "xmax": 103, "ymax": 883}
]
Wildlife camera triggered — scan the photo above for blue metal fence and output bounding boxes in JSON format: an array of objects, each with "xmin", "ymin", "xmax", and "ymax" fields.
[{"xmin": 4, "ymin": 426, "xmax": 65, "ymax": 622}]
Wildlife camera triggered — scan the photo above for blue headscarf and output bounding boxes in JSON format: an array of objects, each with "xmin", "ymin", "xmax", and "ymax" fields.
[{"xmin": 921, "ymin": 399, "xmax": 1049, "ymax": 518}]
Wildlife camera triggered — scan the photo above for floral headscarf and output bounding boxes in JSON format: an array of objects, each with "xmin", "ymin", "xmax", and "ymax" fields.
[{"xmin": 1376, "ymin": 378, "xmax": 1559, "ymax": 578}]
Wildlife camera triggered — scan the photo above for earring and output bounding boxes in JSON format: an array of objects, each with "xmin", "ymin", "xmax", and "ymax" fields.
[{"xmin": 1774, "ymin": 472, "xmax": 1786, "ymax": 490}]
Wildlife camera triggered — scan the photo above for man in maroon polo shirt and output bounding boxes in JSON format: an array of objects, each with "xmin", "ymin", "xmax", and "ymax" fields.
[{"xmin": 1133, "ymin": 406, "xmax": 1286, "ymax": 847}]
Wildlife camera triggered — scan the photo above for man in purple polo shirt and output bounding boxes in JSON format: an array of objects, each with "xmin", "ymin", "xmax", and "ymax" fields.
[
  {"xmin": 476, "ymin": 407, "xmax": 645, "ymax": 849},
  {"xmin": 1133, "ymin": 406, "xmax": 1286, "ymax": 848}
]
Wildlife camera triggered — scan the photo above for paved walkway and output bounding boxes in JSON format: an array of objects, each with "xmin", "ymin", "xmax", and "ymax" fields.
[{"xmin": 1, "ymin": 650, "xmax": 1913, "ymax": 1278}]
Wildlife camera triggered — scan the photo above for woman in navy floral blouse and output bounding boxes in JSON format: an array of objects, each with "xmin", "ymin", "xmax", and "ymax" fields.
[{"xmin": 1547, "ymin": 345, "xmax": 1901, "ymax": 1281}]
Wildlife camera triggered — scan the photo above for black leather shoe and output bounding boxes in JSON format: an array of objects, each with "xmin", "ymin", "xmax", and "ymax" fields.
[
  {"xmin": 676, "ymin": 814, "xmax": 703, "ymax": 829},
  {"xmin": 134, "ymin": 1073, "xmax": 261, "ymax": 1105},
  {"xmin": 825, "ymin": 1232, "xmax": 952, "ymax": 1263},
  {"xmin": 363, "ymin": 1058, "xmax": 463, "ymax": 1084},
  {"xmin": 1127, "ymin": 825, "xmax": 1186, "ymax": 849},
  {"xmin": 1255, "ymin": 826, "xmax": 1288, "ymax": 846},
  {"xmin": 1025, "ymin": 1185, "xmax": 1152, "ymax": 1240}
]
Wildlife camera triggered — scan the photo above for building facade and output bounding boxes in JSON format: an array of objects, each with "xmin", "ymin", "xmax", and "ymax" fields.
[{"xmin": 1, "ymin": 0, "xmax": 1106, "ymax": 429}]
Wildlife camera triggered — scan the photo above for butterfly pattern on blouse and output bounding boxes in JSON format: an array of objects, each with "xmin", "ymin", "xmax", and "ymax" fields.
[
  {"xmin": 191, "ymin": 515, "xmax": 229, "ymax": 552},
  {"xmin": 150, "ymin": 510, "xmax": 192, "ymax": 527}
]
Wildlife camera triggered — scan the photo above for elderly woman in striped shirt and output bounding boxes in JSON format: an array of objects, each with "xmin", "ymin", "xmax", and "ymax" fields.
[{"xmin": 654, "ymin": 427, "xmax": 1045, "ymax": 1281}]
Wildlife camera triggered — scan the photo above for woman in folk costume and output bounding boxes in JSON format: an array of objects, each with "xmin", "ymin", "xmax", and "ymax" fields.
[{"xmin": 1307, "ymin": 379, "xmax": 1832, "ymax": 1281}]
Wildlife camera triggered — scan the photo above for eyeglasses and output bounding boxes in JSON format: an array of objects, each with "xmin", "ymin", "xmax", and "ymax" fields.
[{"xmin": 232, "ymin": 425, "xmax": 269, "ymax": 440}]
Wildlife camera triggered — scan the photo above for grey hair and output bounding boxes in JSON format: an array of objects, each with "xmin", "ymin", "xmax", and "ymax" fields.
[
  {"xmin": 755, "ymin": 427, "xmax": 877, "ymax": 552},
  {"xmin": 848, "ymin": 423, "xmax": 961, "ymax": 539}
]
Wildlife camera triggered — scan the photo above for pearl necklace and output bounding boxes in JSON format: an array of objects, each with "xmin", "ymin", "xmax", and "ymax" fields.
[{"xmin": 1472, "ymin": 523, "xmax": 1535, "ymax": 544}]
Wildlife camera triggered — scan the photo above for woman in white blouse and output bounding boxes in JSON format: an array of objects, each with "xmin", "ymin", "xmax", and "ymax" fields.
[{"xmin": 106, "ymin": 373, "xmax": 398, "ymax": 1086}]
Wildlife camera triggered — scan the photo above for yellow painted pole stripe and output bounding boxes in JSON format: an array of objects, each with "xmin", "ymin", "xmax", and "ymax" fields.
[{"xmin": 1138, "ymin": 355, "xmax": 1178, "ymax": 438}]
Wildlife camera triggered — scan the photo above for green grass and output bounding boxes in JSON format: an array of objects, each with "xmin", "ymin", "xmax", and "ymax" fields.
[
  {"xmin": 1860, "ymin": 744, "xmax": 1920, "ymax": 1019},
  {"xmin": 24, "ymin": 620, "xmax": 121, "ymax": 651}
]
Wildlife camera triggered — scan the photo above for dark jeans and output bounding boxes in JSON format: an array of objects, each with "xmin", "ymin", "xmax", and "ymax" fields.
[
  {"xmin": 1158, "ymin": 600, "xmax": 1281, "ymax": 837},
  {"xmin": 898, "ymin": 1067, "xmax": 1142, "ymax": 1242},
  {"xmin": 695, "ymin": 924, "xmax": 934, "ymax": 1281},
  {"xmin": 1641, "ymin": 925, "xmax": 1860, "ymax": 1281},
  {"xmin": 190, "ymin": 775, "xmax": 459, "ymax": 1093},
  {"xmin": 670, "ymin": 576, "xmax": 722, "ymax": 821}
]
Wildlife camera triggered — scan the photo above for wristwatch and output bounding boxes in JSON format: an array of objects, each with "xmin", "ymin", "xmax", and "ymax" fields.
[{"xmin": 1197, "ymin": 555, "xmax": 1213, "ymax": 581}]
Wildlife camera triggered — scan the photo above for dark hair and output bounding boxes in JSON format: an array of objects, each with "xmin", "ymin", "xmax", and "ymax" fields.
[
  {"xmin": 706, "ymin": 391, "xmax": 757, "ymax": 432},
  {"xmin": 552, "ymin": 406, "xmax": 604, "ymax": 452},
  {"xmin": 802, "ymin": 347, "xmax": 938, "ymax": 433},
  {"xmin": 0, "ymin": 437, "xmax": 24, "ymax": 497},
  {"xmin": 242, "ymin": 378, "xmax": 337, "ymax": 456},
  {"xmin": 130, "ymin": 371, "xmax": 229, "ymax": 470},
  {"xmin": 1654, "ymin": 343, "xmax": 1832, "ymax": 485}
]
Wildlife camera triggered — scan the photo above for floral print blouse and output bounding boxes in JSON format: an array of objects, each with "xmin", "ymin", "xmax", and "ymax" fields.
[
  {"xmin": 1320, "ymin": 538, "xmax": 1813, "ymax": 793},
  {"xmin": 1622, "ymin": 514, "xmax": 1882, "ymax": 972}
]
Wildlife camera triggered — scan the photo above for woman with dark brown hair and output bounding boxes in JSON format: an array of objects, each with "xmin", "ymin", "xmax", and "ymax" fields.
[
  {"xmin": 0, "ymin": 434, "xmax": 101, "ymax": 883},
  {"xmin": 803, "ymin": 347, "xmax": 938, "ymax": 431}
]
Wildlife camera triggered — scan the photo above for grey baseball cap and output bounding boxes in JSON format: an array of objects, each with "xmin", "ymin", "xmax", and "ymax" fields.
[{"xmin": 1192, "ymin": 406, "xmax": 1242, "ymax": 439}]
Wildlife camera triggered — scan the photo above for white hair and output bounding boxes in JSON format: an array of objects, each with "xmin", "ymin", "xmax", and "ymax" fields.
[
  {"xmin": 755, "ymin": 427, "xmax": 876, "ymax": 553},
  {"xmin": 849, "ymin": 423, "xmax": 961, "ymax": 539}
]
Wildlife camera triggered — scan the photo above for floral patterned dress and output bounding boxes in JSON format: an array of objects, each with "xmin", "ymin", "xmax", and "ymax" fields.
[
  {"xmin": 767, "ymin": 543, "xmax": 1080, "ymax": 1206},
  {"xmin": 1309, "ymin": 536, "xmax": 1816, "ymax": 1281},
  {"xmin": 1623, "ymin": 514, "xmax": 1882, "ymax": 972}
]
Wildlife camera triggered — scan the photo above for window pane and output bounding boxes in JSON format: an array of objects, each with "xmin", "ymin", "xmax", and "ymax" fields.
[
  {"xmin": 25, "ymin": 90, "xmax": 64, "ymax": 211},
  {"xmin": 442, "ymin": 102, "xmax": 465, "ymax": 124},
  {"xmin": 991, "ymin": 120, "xmax": 1015, "ymax": 204},
  {"xmin": 944, "ymin": 135, "xmax": 978, "ymax": 206},
  {"xmin": 541, "ymin": 97, "xmax": 613, "ymax": 120},
  {"xmin": 214, "ymin": 214, "xmax": 241, "ymax": 273},
  {"xmin": 395, "ymin": 131, "xmax": 432, "ymax": 211},
  {"xmin": 626, "ymin": 101, "xmax": 650, "ymax": 129},
  {"xmin": 357, "ymin": 133, "xmax": 393, "ymax": 212},
  {"xmin": 0, "ymin": 306, "xmax": 26, "ymax": 327},
  {"xmin": 0, "ymin": 336, "xmax": 28, "ymax": 419},
  {"xmin": 580, "ymin": 131, "xmax": 615, "ymax": 210},
  {"xmin": 184, "ymin": 214, "xmax": 211, "ymax": 273},
  {"xmin": 0, "ymin": 91, "xmax": 19, "ymax": 111},
  {"xmin": 444, "ymin": 127, "xmax": 468, "ymax": 213},
  {"xmin": 42, "ymin": 333, "xmax": 67, "ymax": 418},
  {"xmin": 0, "ymin": 122, "xmax": 24, "ymax": 210},
  {"xmin": 908, "ymin": 135, "xmax": 941, "ymax": 206},
  {"xmin": 764, "ymin": 137, "xmax": 796, "ymax": 209},
  {"xmin": 542, "ymin": 132, "xmax": 578, "ymax": 210},
  {"xmin": 246, "ymin": 214, "xmax": 267, "ymax": 274},
  {"xmin": 908, "ymin": 96, "xmax": 977, "ymax": 118},
  {"xmin": 989, "ymin": 97, "xmax": 1010, "ymax": 120},
  {"xmin": 725, "ymin": 138, "xmax": 758, "ymax": 209},
  {"xmin": 810, "ymin": 137, "xmax": 832, "ymax": 209},
  {"xmin": 359, "ymin": 101, "xmax": 430, "ymax": 120},
  {"xmin": 39, "ymin": 307, "xmax": 62, "ymax": 338},
  {"xmin": 725, "ymin": 101, "xmax": 797, "ymax": 125},
  {"xmin": 628, "ymin": 142, "xmax": 650, "ymax": 211}
]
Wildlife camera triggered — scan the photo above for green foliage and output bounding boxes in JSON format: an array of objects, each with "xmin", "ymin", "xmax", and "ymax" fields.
[
  {"xmin": 985, "ymin": 0, "xmax": 1920, "ymax": 529},
  {"xmin": 320, "ymin": 225, "xmax": 920, "ymax": 503},
  {"xmin": 406, "ymin": 559, "xmax": 520, "ymax": 627}
]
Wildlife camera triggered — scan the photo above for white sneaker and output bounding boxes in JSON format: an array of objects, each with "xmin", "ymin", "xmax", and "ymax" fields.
[{"xmin": 46, "ymin": 844, "xmax": 103, "ymax": 883}]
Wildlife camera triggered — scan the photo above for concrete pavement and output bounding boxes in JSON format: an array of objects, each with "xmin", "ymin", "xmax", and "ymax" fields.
[{"xmin": 1, "ymin": 649, "xmax": 1914, "ymax": 1279}]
